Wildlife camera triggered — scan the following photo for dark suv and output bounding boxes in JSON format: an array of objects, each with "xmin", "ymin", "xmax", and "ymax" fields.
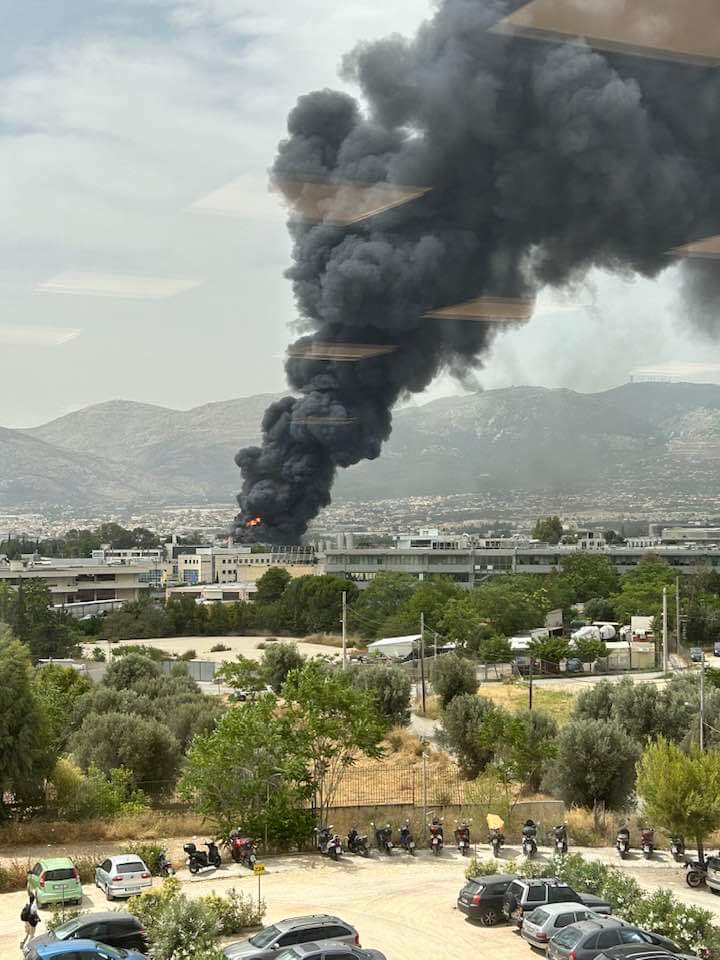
[
  {"xmin": 457, "ymin": 873, "xmax": 517, "ymax": 926},
  {"xmin": 503, "ymin": 878, "xmax": 611, "ymax": 924},
  {"xmin": 25, "ymin": 912, "xmax": 148, "ymax": 955}
]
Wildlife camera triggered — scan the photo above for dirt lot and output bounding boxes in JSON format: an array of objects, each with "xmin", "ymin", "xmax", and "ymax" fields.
[
  {"xmin": 2, "ymin": 845, "xmax": 719, "ymax": 960},
  {"xmin": 85, "ymin": 635, "xmax": 345, "ymax": 663}
]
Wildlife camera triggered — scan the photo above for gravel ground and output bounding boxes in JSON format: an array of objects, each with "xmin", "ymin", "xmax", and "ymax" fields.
[{"xmin": 2, "ymin": 844, "xmax": 719, "ymax": 960}]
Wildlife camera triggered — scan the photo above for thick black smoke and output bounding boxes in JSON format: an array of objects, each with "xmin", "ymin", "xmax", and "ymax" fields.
[{"xmin": 235, "ymin": 0, "xmax": 720, "ymax": 545}]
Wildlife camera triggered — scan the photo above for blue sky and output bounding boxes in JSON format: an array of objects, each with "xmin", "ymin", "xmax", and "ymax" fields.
[{"xmin": 1, "ymin": 0, "xmax": 718, "ymax": 428}]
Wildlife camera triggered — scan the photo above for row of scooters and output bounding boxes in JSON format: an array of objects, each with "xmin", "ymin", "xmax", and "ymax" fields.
[
  {"xmin": 182, "ymin": 832, "xmax": 258, "ymax": 874},
  {"xmin": 316, "ymin": 818, "xmax": 473, "ymax": 860},
  {"xmin": 614, "ymin": 827, "xmax": 686, "ymax": 862}
]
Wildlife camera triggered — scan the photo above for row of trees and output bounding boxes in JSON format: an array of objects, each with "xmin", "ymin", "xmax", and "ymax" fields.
[{"xmin": 0, "ymin": 522, "xmax": 163, "ymax": 559}]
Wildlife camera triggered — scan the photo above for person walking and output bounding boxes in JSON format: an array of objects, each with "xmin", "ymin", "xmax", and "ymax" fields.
[{"xmin": 20, "ymin": 892, "xmax": 40, "ymax": 948}]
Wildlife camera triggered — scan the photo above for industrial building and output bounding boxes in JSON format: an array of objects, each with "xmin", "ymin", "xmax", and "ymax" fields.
[{"xmin": 0, "ymin": 556, "xmax": 159, "ymax": 606}]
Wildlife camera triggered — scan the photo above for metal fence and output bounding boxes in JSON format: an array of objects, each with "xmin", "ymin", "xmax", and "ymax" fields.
[{"xmin": 160, "ymin": 659, "xmax": 217, "ymax": 682}]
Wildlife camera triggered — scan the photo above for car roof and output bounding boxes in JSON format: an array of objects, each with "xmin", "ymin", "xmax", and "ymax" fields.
[
  {"xmin": 72, "ymin": 911, "xmax": 138, "ymax": 924},
  {"xmin": 528, "ymin": 902, "xmax": 588, "ymax": 915},
  {"xmin": 570, "ymin": 919, "xmax": 620, "ymax": 935},
  {"xmin": 602, "ymin": 948, "xmax": 675, "ymax": 960},
  {"xmin": 37, "ymin": 941, "xmax": 101, "ymax": 955},
  {"xmin": 107, "ymin": 854, "xmax": 146, "ymax": 863},
  {"xmin": 284, "ymin": 944, "xmax": 358, "ymax": 957},
  {"xmin": 37, "ymin": 858, "xmax": 75, "ymax": 868},
  {"xmin": 470, "ymin": 874, "xmax": 517, "ymax": 884},
  {"xmin": 275, "ymin": 915, "xmax": 352, "ymax": 931}
]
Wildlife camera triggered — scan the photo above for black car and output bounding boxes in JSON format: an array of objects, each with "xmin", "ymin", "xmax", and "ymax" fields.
[
  {"xmin": 503, "ymin": 878, "xmax": 611, "ymax": 924},
  {"xmin": 25, "ymin": 911, "xmax": 148, "ymax": 955},
  {"xmin": 595, "ymin": 946, "xmax": 679, "ymax": 960},
  {"xmin": 457, "ymin": 873, "xmax": 517, "ymax": 926}
]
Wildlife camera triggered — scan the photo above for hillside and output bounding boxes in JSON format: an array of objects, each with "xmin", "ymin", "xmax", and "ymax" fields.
[{"xmin": 4, "ymin": 382, "xmax": 720, "ymax": 508}]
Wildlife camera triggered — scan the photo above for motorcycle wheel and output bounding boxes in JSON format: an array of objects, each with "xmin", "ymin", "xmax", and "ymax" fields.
[
  {"xmin": 462, "ymin": 846, "xmax": 470, "ymax": 856},
  {"xmin": 620, "ymin": 851, "xmax": 627, "ymax": 860},
  {"xmin": 362, "ymin": 847, "xmax": 370, "ymax": 858},
  {"xmin": 644, "ymin": 851, "xmax": 652, "ymax": 860},
  {"xmin": 189, "ymin": 861, "xmax": 199, "ymax": 875},
  {"xmin": 686, "ymin": 870, "xmax": 704, "ymax": 888},
  {"xmin": 232, "ymin": 851, "xmax": 241, "ymax": 863},
  {"xmin": 330, "ymin": 847, "xmax": 338, "ymax": 861}
]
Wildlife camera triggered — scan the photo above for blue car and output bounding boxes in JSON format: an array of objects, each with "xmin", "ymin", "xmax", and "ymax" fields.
[{"xmin": 25, "ymin": 939, "xmax": 145, "ymax": 960}]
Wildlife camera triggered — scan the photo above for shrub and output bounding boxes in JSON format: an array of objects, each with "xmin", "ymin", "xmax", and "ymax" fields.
[
  {"xmin": 262, "ymin": 641, "xmax": 305, "ymax": 693},
  {"xmin": 549, "ymin": 718, "xmax": 640, "ymax": 808},
  {"xmin": 210, "ymin": 643, "xmax": 231, "ymax": 652},
  {"xmin": 0, "ymin": 859, "xmax": 32, "ymax": 893},
  {"xmin": 91, "ymin": 647, "xmax": 106, "ymax": 662},
  {"xmin": 180, "ymin": 649, "xmax": 197, "ymax": 661},
  {"xmin": 127, "ymin": 841, "xmax": 167, "ymax": 875},
  {"xmin": 431, "ymin": 654, "xmax": 477, "ymax": 707},
  {"xmin": 437, "ymin": 694, "xmax": 498, "ymax": 776},
  {"xmin": 47, "ymin": 908, "xmax": 82, "ymax": 931},
  {"xmin": 199, "ymin": 889, "xmax": 265, "ymax": 934},
  {"xmin": 349, "ymin": 663, "xmax": 412, "ymax": 727},
  {"xmin": 111, "ymin": 645, "xmax": 166, "ymax": 662},
  {"xmin": 51, "ymin": 759, "xmax": 149, "ymax": 820}
]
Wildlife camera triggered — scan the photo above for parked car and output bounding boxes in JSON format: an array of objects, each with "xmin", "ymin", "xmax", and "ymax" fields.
[
  {"xmin": 547, "ymin": 919, "xmax": 687, "ymax": 960},
  {"xmin": 95, "ymin": 855, "xmax": 152, "ymax": 901},
  {"xmin": 503, "ymin": 879, "xmax": 611, "ymax": 924},
  {"xmin": 594, "ymin": 947, "xmax": 679, "ymax": 960},
  {"xmin": 27, "ymin": 858, "xmax": 83, "ymax": 908},
  {"xmin": 25, "ymin": 912, "xmax": 148, "ymax": 957},
  {"xmin": 521, "ymin": 903, "xmax": 598, "ymax": 949},
  {"xmin": 690, "ymin": 648, "xmax": 705, "ymax": 663},
  {"xmin": 224, "ymin": 915, "xmax": 360, "ymax": 959},
  {"xmin": 24, "ymin": 940, "xmax": 145, "ymax": 960},
  {"xmin": 456, "ymin": 873, "xmax": 517, "ymax": 926},
  {"xmin": 714, "ymin": 641, "xmax": 720, "ymax": 657},
  {"xmin": 705, "ymin": 857, "xmax": 720, "ymax": 893},
  {"xmin": 274, "ymin": 944, "xmax": 384, "ymax": 960}
]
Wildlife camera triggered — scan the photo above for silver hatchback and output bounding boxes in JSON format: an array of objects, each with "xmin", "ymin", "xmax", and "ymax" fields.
[
  {"xmin": 224, "ymin": 915, "xmax": 360, "ymax": 959},
  {"xmin": 95, "ymin": 855, "xmax": 152, "ymax": 901},
  {"xmin": 522, "ymin": 904, "xmax": 596, "ymax": 950}
]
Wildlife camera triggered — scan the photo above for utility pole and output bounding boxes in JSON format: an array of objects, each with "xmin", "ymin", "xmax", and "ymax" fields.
[
  {"xmin": 528, "ymin": 657, "xmax": 533, "ymax": 711},
  {"xmin": 675, "ymin": 576, "xmax": 681, "ymax": 653},
  {"xmin": 662, "ymin": 587, "xmax": 669, "ymax": 673},
  {"xmin": 700, "ymin": 650, "xmax": 706, "ymax": 751},
  {"xmin": 341, "ymin": 590, "xmax": 347, "ymax": 669},
  {"xmin": 420, "ymin": 612, "xmax": 426, "ymax": 714}
]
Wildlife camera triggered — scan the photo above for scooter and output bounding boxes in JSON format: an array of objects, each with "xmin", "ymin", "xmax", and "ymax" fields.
[
  {"xmin": 686, "ymin": 859, "xmax": 707, "ymax": 888},
  {"xmin": 522, "ymin": 820, "xmax": 537, "ymax": 859},
  {"xmin": 429, "ymin": 819, "xmax": 444, "ymax": 856},
  {"xmin": 316, "ymin": 826, "xmax": 342, "ymax": 860},
  {"xmin": 455, "ymin": 821, "xmax": 471, "ymax": 856},
  {"xmin": 671, "ymin": 836, "xmax": 685, "ymax": 862},
  {"xmin": 347, "ymin": 827, "xmax": 370, "ymax": 857},
  {"xmin": 616, "ymin": 828, "xmax": 631, "ymax": 860},
  {"xmin": 399, "ymin": 821, "xmax": 416, "ymax": 855},
  {"xmin": 184, "ymin": 840, "xmax": 221, "ymax": 874},
  {"xmin": 553, "ymin": 824, "xmax": 568, "ymax": 855},
  {"xmin": 641, "ymin": 828, "xmax": 655, "ymax": 860},
  {"xmin": 157, "ymin": 850, "xmax": 175, "ymax": 877},
  {"xmin": 372, "ymin": 822, "xmax": 394, "ymax": 856},
  {"xmin": 229, "ymin": 832, "xmax": 257, "ymax": 867},
  {"xmin": 489, "ymin": 827, "xmax": 505, "ymax": 857}
]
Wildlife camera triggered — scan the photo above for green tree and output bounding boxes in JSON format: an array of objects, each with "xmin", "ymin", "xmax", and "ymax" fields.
[
  {"xmin": 637, "ymin": 739, "xmax": 720, "ymax": 865},
  {"xmin": 1, "ymin": 579, "xmax": 79, "ymax": 659},
  {"xmin": 278, "ymin": 575, "xmax": 358, "ymax": 635},
  {"xmin": 583, "ymin": 597, "xmax": 617, "ymax": 622},
  {"xmin": 282, "ymin": 660, "xmax": 385, "ymax": 824},
  {"xmin": 180, "ymin": 696, "xmax": 314, "ymax": 846},
  {"xmin": 610, "ymin": 677, "xmax": 664, "ymax": 742},
  {"xmin": 477, "ymin": 634, "xmax": 512, "ymax": 663},
  {"xmin": 0, "ymin": 625, "xmax": 49, "ymax": 805},
  {"xmin": 70, "ymin": 712, "xmax": 181, "ymax": 794},
  {"xmin": 262, "ymin": 642, "xmax": 305, "ymax": 693},
  {"xmin": 255, "ymin": 567, "xmax": 292, "ymax": 604},
  {"xmin": 104, "ymin": 652, "xmax": 160, "ymax": 689},
  {"xmin": 532, "ymin": 516, "xmax": 563, "ymax": 545},
  {"xmin": 216, "ymin": 656, "xmax": 268, "ymax": 695},
  {"xmin": 469, "ymin": 577, "xmax": 549, "ymax": 636},
  {"xmin": 349, "ymin": 663, "xmax": 412, "ymax": 728},
  {"xmin": 349, "ymin": 573, "xmax": 418, "ymax": 639},
  {"xmin": 551, "ymin": 718, "xmax": 640, "ymax": 808},
  {"xmin": 431, "ymin": 653, "xmax": 477, "ymax": 707},
  {"xmin": 380, "ymin": 579, "xmax": 462, "ymax": 638},
  {"xmin": 573, "ymin": 635, "xmax": 608, "ymax": 663},
  {"xmin": 491, "ymin": 709, "xmax": 559, "ymax": 793},
  {"xmin": 32, "ymin": 664, "xmax": 91, "ymax": 758},
  {"xmin": 560, "ymin": 554, "xmax": 619, "ymax": 603},
  {"xmin": 611, "ymin": 554, "xmax": 677, "ymax": 624},
  {"xmin": 437, "ymin": 694, "xmax": 499, "ymax": 777},
  {"xmin": 573, "ymin": 679, "xmax": 616, "ymax": 722},
  {"xmin": 528, "ymin": 635, "xmax": 571, "ymax": 664}
]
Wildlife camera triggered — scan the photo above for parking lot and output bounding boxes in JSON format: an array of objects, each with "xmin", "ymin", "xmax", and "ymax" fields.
[{"xmin": 2, "ymin": 846, "xmax": 720, "ymax": 959}]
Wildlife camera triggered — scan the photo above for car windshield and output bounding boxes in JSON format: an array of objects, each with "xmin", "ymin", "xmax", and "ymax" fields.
[
  {"xmin": 249, "ymin": 925, "xmax": 280, "ymax": 948},
  {"xmin": 53, "ymin": 916, "xmax": 86, "ymax": 939},
  {"xmin": 526, "ymin": 909, "xmax": 550, "ymax": 925},
  {"xmin": 554, "ymin": 928, "xmax": 584, "ymax": 948},
  {"xmin": 465, "ymin": 881, "xmax": 483, "ymax": 894},
  {"xmin": 44, "ymin": 868, "xmax": 75, "ymax": 881},
  {"xmin": 96, "ymin": 947, "xmax": 127, "ymax": 960},
  {"xmin": 116, "ymin": 861, "xmax": 145, "ymax": 874}
]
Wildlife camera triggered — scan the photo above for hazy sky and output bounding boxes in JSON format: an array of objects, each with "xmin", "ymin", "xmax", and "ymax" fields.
[{"xmin": 2, "ymin": 0, "xmax": 720, "ymax": 429}]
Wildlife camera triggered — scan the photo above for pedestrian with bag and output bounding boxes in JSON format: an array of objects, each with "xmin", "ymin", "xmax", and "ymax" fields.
[{"xmin": 20, "ymin": 892, "xmax": 40, "ymax": 949}]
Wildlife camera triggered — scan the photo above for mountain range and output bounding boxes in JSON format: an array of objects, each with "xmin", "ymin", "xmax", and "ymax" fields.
[{"xmin": 3, "ymin": 381, "xmax": 720, "ymax": 510}]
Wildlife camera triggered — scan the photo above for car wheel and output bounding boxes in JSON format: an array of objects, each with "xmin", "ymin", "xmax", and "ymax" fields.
[
  {"xmin": 106, "ymin": 884, "xmax": 114, "ymax": 901},
  {"xmin": 480, "ymin": 910, "xmax": 499, "ymax": 926}
]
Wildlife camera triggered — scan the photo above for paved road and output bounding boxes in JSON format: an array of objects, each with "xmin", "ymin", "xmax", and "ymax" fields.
[{"xmin": 1, "ymin": 846, "xmax": 717, "ymax": 960}]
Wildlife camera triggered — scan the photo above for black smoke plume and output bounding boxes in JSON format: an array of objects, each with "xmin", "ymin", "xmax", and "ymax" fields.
[{"xmin": 235, "ymin": 0, "xmax": 720, "ymax": 545}]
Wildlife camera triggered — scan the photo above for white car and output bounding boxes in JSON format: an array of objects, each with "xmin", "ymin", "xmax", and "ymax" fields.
[
  {"xmin": 521, "ymin": 903, "xmax": 607, "ymax": 949},
  {"xmin": 95, "ymin": 855, "xmax": 152, "ymax": 901}
]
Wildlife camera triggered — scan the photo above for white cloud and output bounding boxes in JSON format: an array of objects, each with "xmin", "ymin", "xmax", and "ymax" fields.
[{"xmin": 37, "ymin": 270, "xmax": 204, "ymax": 299}]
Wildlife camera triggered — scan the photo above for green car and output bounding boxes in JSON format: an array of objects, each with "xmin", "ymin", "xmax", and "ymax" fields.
[{"xmin": 27, "ymin": 858, "xmax": 83, "ymax": 907}]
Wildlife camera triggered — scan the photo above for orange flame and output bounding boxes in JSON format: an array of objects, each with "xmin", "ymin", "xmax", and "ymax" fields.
[{"xmin": 246, "ymin": 516, "xmax": 263, "ymax": 528}]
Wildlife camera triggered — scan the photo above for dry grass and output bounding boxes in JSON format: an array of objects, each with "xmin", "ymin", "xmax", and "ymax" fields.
[
  {"xmin": 384, "ymin": 727, "xmax": 426, "ymax": 757},
  {"xmin": 414, "ymin": 693, "xmax": 441, "ymax": 720},
  {"xmin": 304, "ymin": 633, "xmax": 367, "ymax": 651},
  {"xmin": 0, "ymin": 811, "xmax": 207, "ymax": 849},
  {"xmin": 478, "ymin": 682, "xmax": 577, "ymax": 724}
]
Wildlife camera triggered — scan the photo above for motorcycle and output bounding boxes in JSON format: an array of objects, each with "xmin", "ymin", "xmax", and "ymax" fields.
[
  {"xmin": 455, "ymin": 821, "xmax": 471, "ymax": 856},
  {"xmin": 429, "ymin": 819, "xmax": 444, "ymax": 856},
  {"xmin": 372, "ymin": 822, "xmax": 394, "ymax": 856},
  {"xmin": 229, "ymin": 832, "xmax": 257, "ymax": 867},
  {"xmin": 184, "ymin": 840, "xmax": 221, "ymax": 874},
  {"xmin": 157, "ymin": 850, "xmax": 175, "ymax": 877},
  {"xmin": 553, "ymin": 824, "xmax": 568, "ymax": 856},
  {"xmin": 616, "ymin": 828, "xmax": 631, "ymax": 860},
  {"xmin": 641, "ymin": 828, "xmax": 655, "ymax": 860},
  {"xmin": 489, "ymin": 827, "xmax": 505, "ymax": 857},
  {"xmin": 686, "ymin": 860, "xmax": 707, "ymax": 888},
  {"xmin": 347, "ymin": 827, "xmax": 370, "ymax": 857},
  {"xmin": 522, "ymin": 820, "xmax": 537, "ymax": 859},
  {"xmin": 399, "ymin": 821, "xmax": 416, "ymax": 856},
  {"xmin": 316, "ymin": 826, "xmax": 342, "ymax": 860},
  {"xmin": 671, "ymin": 836, "xmax": 686, "ymax": 862}
]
